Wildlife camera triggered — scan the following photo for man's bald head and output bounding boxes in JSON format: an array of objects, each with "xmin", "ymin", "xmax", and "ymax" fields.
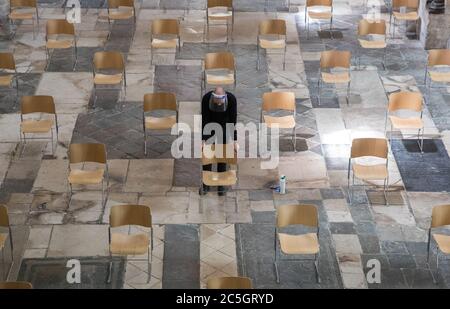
[{"xmin": 214, "ymin": 87, "xmax": 225, "ymax": 96}]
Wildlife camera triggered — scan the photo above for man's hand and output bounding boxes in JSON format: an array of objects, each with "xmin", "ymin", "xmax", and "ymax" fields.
[{"xmin": 234, "ymin": 141, "xmax": 239, "ymax": 153}]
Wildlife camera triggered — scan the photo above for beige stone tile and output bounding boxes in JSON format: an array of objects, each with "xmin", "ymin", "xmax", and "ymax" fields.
[
  {"xmin": 278, "ymin": 153, "xmax": 328, "ymax": 187},
  {"xmin": 237, "ymin": 159, "xmax": 279, "ymax": 190},
  {"xmin": 26, "ymin": 226, "xmax": 53, "ymax": 249},
  {"xmin": 124, "ymin": 159, "xmax": 174, "ymax": 193},
  {"xmin": 333, "ymin": 234, "xmax": 362, "ymax": 254},
  {"xmin": 32, "ymin": 159, "xmax": 69, "ymax": 193},
  {"xmin": 23, "ymin": 248, "xmax": 47, "ymax": 259},
  {"xmin": 47, "ymin": 225, "xmax": 109, "ymax": 257},
  {"xmin": 138, "ymin": 194, "xmax": 188, "ymax": 224},
  {"xmin": 250, "ymin": 200, "xmax": 275, "ymax": 211},
  {"xmin": 201, "ymin": 250, "xmax": 234, "ymax": 270}
]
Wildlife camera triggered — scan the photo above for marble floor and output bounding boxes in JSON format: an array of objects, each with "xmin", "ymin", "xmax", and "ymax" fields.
[{"xmin": 0, "ymin": 0, "xmax": 449, "ymax": 289}]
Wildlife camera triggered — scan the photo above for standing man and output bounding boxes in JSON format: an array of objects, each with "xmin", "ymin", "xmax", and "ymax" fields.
[{"xmin": 200, "ymin": 86, "xmax": 238, "ymax": 196}]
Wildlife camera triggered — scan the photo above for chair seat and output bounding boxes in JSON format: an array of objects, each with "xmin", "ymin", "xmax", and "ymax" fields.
[
  {"xmin": 433, "ymin": 234, "xmax": 450, "ymax": 254},
  {"xmin": 145, "ymin": 115, "xmax": 176, "ymax": 130},
  {"xmin": 21, "ymin": 119, "xmax": 53, "ymax": 134},
  {"xmin": 308, "ymin": 11, "xmax": 332, "ymax": 20},
  {"xmin": 322, "ymin": 72, "xmax": 351, "ymax": 84},
  {"xmin": 263, "ymin": 115, "xmax": 295, "ymax": 129},
  {"xmin": 94, "ymin": 73, "xmax": 123, "ymax": 85},
  {"xmin": 389, "ymin": 116, "xmax": 423, "ymax": 130},
  {"xmin": 278, "ymin": 233, "xmax": 319, "ymax": 255},
  {"xmin": 208, "ymin": 11, "xmax": 233, "ymax": 20},
  {"xmin": 259, "ymin": 39, "xmax": 286, "ymax": 49},
  {"xmin": 203, "ymin": 170, "xmax": 237, "ymax": 187},
  {"xmin": 109, "ymin": 9, "xmax": 134, "ymax": 20},
  {"xmin": 0, "ymin": 75, "xmax": 13, "ymax": 87},
  {"xmin": 393, "ymin": 11, "xmax": 419, "ymax": 21},
  {"xmin": 110, "ymin": 233, "xmax": 149, "ymax": 255},
  {"xmin": 352, "ymin": 163, "xmax": 388, "ymax": 181},
  {"xmin": 206, "ymin": 72, "xmax": 235, "ymax": 85},
  {"xmin": 429, "ymin": 71, "xmax": 450, "ymax": 83},
  {"xmin": 68, "ymin": 168, "xmax": 104, "ymax": 185},
  {"xmin": 9, "ymin": 11, "xmax": 34, "ymax": 20},
  {"xmin": 0, "ymin": 233, "xmax": 6, "ymax": 249},
  {"xmin": 151, "ymin": 38, "xmax": 178, "ymax": 49},
  {"xmin": 359, "ymin": 39, "xmax": 387, "ymax": 49},
  {"xmin": 46, "ymin": 39, "xmax": 74, "ymax": 49}
]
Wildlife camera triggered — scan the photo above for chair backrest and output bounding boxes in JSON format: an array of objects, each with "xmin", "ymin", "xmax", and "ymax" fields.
[
  {"xmin": 151, "ymin": 19, "xmax": 180, "ymax": 36},
  {"xmin": 351, "ymin": 138, "xmax": 388, "ymax": 159},
  {"xmin": 431, "ymin": 204, "xmax": 450, "ymax": 228},
  {"xmin": 0, "ymin": 205, "xmax": 9, "ymax": 228},
  {"xmin": 204, "ymin": 52, "xmax": 235, "ymax": 71},
  {"xmin": 0, "ymin": 52, "xmax": 16, "ymax": 70},
  {"xmin": 110, "ymin": 204, "xmax": 152, "ymax": 228},
  {"xmin": 0, "ymin": 281, "xmax": 33, "ymax": 289},
  {"xmin": 259, "ymin": 19, "xmax": 286, "ymax": 36},
  {"xmin": 69, "ymin": 143, "xmax": 107, "ymax": 164},
  {"xmin": 143, "ymin": 92, "xmax": 177, "ymax": 112},
  {"xmin": 21, "ymin": 95, "xmax": 56, "ymax": 115},
  {"xmin": 358, "ymin": 19, "xmax": 386, "ymax": 36},
  {"xmin": 306, "ymin": 0, "xmax": 333, "ymax": 8},
  {"xmin": 10, "ymin": 0, "xmax": 37, "ymax": 8},
  {"xmin": 46, "ymin": 19, "xmax": 75, "ymax": 36},
  {"xmin": 277, "ymin": 204, "xmax": 318, "ymax": 228},
  {"xmin": 207, "ymin": 0, "xmax": 233, "ymax": 9},
  {"xmin": 207, "ymin": 277, "xmax": 253, "ymax": 289},
  {"xmin": 108, "ymin": 0, "xmax": 134, "ymax": 8},
  {"xmin": 93, "ymin": 51, "xmax": 124, "ymax": 71},
  {"xmin": 392, "ymin": 0, "xmax": 419, "ymax": 10},
  {"xmin": 320, "ymin": 50, "xmax": 351, "ymax": 69},
  {"xmin": 262, "ymin": 92, "xmax": 295, "ymax": 112},
  {"xmin": 428, "ymin": 49, "xmax": 450, "ymax": 67},
  {"xmin": 388, "ymin": 91, "xmax": 422, "ymax": 113},
  {"xmin": 202, "ymin": 144, "xmax": 237, "ymax": 166}
]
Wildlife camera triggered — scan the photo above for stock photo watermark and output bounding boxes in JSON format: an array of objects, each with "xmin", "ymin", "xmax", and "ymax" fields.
[
  {"xmin": 171, "ymin": 117, "xmax": 280, "ymax": 169},
  {"xmin": 66, "ymin": 0, "xmax": 81, "ymax": 24},
  {"xmin": 365, "ymin": 0, "xmax": 382, "ymax": 22}
]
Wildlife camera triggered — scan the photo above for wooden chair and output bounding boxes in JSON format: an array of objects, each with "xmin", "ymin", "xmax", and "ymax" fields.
[
  {"xmin": 143, "ymin": 92, "xmax": 178, "ymax": 155},
  {"xmin": 107, "ymin": 0, "xmax": 136, "ymax": 41},
  {"xmin": 425, "ymin": 49, "xmax": 450, "ymax": 98},
  {"xmin": 261, "ymin": 92, "xmax": 296, "ymax": 151},
  {"xmin": 205, "ymin": 0, "xmax": 234, "ymax": 44},
  {"xmin": 92, "ymin": 51, "xmax": 126, "ymax": 107},
  {"xmin": 305, "ymin": 0, "xmax": 333, "ymax": 39},
  {"xmin": 107, "ymin": 204, "xmax": 153, "ymax": 283},
  {"xmin": 8, "ymin": 0, "xmax": 39, "ymax": 39},
  {"xmin": 45, "ymin": 19, "xmax": 77, "ymax": 71},
  {"xmin": 318, "ymin": 50, "xmax": 351, "ymax": 105},
  {"xmin": 202, "ymin": 52, "xmax": 236, "ymax": 94},
  {"xmin": 427, "ymin": 204, "xmax": 450, "ymax": 284},
  {"xmin": 150, "ymin": 19, "xmax": 181, "ymax": 66},
  {"xmin": 357, "ymin": 19, "xmax": 387, "ymax": 69},
  {"xmin": 257, "ymin": 19, "xmax": 287, "ymax": 70},
  {"xmin": 0, "ymin": 205, "xmax": 13, "ymax": 281},
  {"xmin": 390, "ymin": 0, "xmax": 419, "ymax": 39},
  {"xmin": 68, "ymin": 143, "xmax": 109, "ymax": 206},
  {"xmin": 0, "ymin": 281, "xmax": 32, "ymax": 289},
  {"xmin": 200, "ymin": 143, "xmax": 238, "ymax": 212},
  {"xmin": 0, "ymin": 52, "xmax": 19, "ymax": 103},
  {"xmin": 348, "ymin": 138, "xmax": 389, "ymax": 204},
  {"xmin": 207, "ymin": 276, "xmax": 253, "ymax": 289},
  {"xmin": 274, "ymin": 204, "xmax": 320, "ymax": 284},
  {"xmin": 385, "ymin": 91, "xmax": 424, "ymax": 153},
  {"xmin": 20, "ymin": 95, "xmax": 59, "ymax": 156}
]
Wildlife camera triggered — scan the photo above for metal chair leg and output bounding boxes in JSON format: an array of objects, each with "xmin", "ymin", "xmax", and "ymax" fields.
[
  {"xmin": 315, "ymin": 252, "xmax": 321, "ymax": 284},
  {"xmin": 107, "ymin": 257, "xmax": 113, "ymax": 283}
]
